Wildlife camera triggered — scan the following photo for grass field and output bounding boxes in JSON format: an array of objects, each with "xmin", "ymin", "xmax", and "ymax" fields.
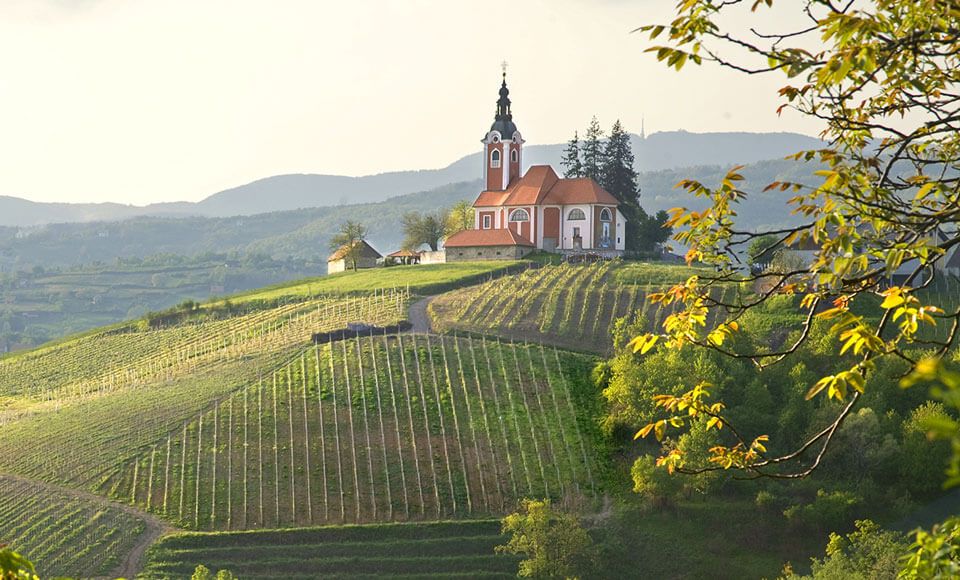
[
  {"xmin": 141, "ymin": 520, "xmax": 518, "ymax": 579},
  {"xmin": 106, "ymin": 335, "xmax": 602, "ymax": 530},
  {"xmin": 224, "ymin": 262, "xmax": 525, "ymax": 304},
  {"xmin": 0, "ymin": 475, "xmax": 147, "ymax": 578},
  {"xmin": 430, "ymin": 261, "xmax": 706, "ymax": 354}
]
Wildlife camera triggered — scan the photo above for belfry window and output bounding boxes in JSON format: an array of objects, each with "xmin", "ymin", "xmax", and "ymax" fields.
[
  {"xmin": 509, "ymin": 209, "xmax": 530, "ymax": 222},
  {"xmin": 510, "ymin": 149, "xmax": 518, "ymax": 163},
  {"xmin": 490, "ymin": 149, "xmax": 501, "ymax": 169}
]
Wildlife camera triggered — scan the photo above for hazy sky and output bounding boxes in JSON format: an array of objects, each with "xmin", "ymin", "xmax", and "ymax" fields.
[{"xmin": 0, "ymin": 0, "xmax": 821, "ymax": 205}]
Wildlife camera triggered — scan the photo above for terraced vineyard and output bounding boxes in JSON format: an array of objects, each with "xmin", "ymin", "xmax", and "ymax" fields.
[
  {"xmin": 431, "ymin": 262, "xmax": 643, "ymax": 353},
  {"xmin": 107, "ymin": 334, "xmax": 599, "ymax": 530},
  {"xmin": 0, "ymin": 291, "xmax": 414, "ymax": 489},
  {"xmin": 0, "ymin": 289, "xmax": 408, "ymax": 422},
  {"xmin": 142, "ymin": 520, "xmax": 518, "ymax": 579},
  {"xmin": 431, "ymin": 261, "xmax": 722, "ymax": 353},
  {"xmin": 0, "ymin": 475, "xmax": 148, "ymax": 578},
  {"xmin": 0, "ymin": 263, "xmax": 612, "ymax": 577}
]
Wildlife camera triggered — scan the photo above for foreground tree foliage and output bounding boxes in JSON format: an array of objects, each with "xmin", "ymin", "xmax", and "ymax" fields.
[
  {"xmin": 497, "ymin": 499, "xmax": 595, "ymax": 579},
  {"xmin": 0, "ymin": 547, "xmax": 38, "ymax": 580},
  {"xmin": 627, "ymin": 0, "xmax": 960, "ymax": 574}
]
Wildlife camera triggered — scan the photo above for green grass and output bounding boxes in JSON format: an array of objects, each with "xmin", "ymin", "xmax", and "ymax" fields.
[
  {"xmin": 224, "ymin": 262, "xmax": 525, "ymax": 304},
  {"xmin": 594, "ymin": 497, "xmax": 824, "ymax": 579},
  {"xmin": 140, "ymin": 520, "xmax": 519, "ymax": 579}
]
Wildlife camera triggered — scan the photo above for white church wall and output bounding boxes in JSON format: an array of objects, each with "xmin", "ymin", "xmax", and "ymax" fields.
[{"xmin": 561, "ymin": 204, "xmax": 592, "ymax": 250}]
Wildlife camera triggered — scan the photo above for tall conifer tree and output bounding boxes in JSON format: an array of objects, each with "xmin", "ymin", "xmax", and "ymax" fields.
[
  {"xmin": 600, "ymin": 120, "xmax": 639, "ymax": 207},
  {"xmin": 581, "ymin": 117, "xmax": 604, "ymax": 182},
  {"xmin": 560, "ymin": 131, "xmax": 583, "ymax": 178}
]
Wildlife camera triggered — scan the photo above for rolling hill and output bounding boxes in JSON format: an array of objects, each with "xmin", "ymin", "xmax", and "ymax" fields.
[
  {"xmin": 0, "ymin": 262, "xmax": 607, "ymax": 577},
  {"xmin": 0, "ymin": 130, "xmax": 822, "ymax": 227}
]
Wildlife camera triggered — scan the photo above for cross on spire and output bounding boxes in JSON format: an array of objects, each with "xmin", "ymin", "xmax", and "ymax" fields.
[{"xmin": 501, "ymin": 60, "xmax": 508, "ymax": 79}]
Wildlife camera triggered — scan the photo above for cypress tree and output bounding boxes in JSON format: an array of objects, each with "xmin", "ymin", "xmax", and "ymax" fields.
[
  {"xmin": 581, "ymin": 116, "xmax": 604, "ymax": 182},
  {"xmin": 560, "ymin": 131, "xmax": 583, "ymax": 178}
]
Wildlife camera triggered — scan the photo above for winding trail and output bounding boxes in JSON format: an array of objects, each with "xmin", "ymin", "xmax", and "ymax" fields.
[
  {"xmin": 407, "ymin": 296, "xmax": 435, "ymax": 333},
  {"xmin": 0, "ymin": 472, "xmax": 174, "ymax": 579}
]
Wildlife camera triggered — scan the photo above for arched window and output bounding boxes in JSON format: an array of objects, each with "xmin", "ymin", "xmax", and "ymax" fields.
[
  {"xmin": 510, "ymin": 149, "xmax": 519, "ymax": 163},
  {"xmin": 490, "ymin": 149, "xmax": 501, "ymax": 169},
  {"xmin": 509, "ymin": 208, "xmax": 530, "ymax": 222},
  {"xmin": 599, "ymin": 208, "xmax": 612, "ymax": 222},
  {"xmin": 568, "ymin": 208, "xmax": 586, "ymax": 221}
]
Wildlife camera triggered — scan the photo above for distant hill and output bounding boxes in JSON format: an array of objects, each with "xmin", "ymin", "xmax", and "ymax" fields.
[
  {"xmin": 0, "ymin": 131, "xmax": 822, "ymax": 227},
  {"xmin": 0, "ymin": 156, "xmax": 822, "ymax": 272},
  {"xmin": 0, "ymin": 181, "xmax": 482, "ymax": 270}
]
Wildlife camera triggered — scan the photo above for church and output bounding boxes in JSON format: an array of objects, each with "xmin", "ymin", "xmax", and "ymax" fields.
[{"xmin": 443, "ymin": 72, "xmax": 626, "ymax": 261}]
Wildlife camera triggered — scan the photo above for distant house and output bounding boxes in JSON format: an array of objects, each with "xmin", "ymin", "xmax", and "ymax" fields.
[
  {"xmin": 444, "ymin": 228, "xmax": 534, "ymax": 261},
  {"xmin": 386, "ymin": 249, "xmax": 421, "ymax": 265},
  {"xmin": 327, "ymin": 240, "xmax": 382, "ymax": 273}
]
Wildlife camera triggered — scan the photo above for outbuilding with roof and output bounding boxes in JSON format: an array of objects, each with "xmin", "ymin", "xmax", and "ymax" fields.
[{"xmin": 327, "ymin": 240, "xmax": 382, "ymax": 273}]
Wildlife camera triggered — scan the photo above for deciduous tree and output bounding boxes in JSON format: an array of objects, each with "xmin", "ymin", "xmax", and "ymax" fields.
[
  {"xmin": 627, "ymin": 0, "xmax": 960, "ymax": 573},
  {"xmin": 401, "ymin": 210, "xmax": 447, "ymax": 252},
  {"xmin": 445, "ymin": 201, "xmax": 475, "ymax": 237},
  {"xmin": 497, "ymin": 498, "xmax": 595, "ymax": 579},
  {"xmin": 329, "ymin": 220, "xmax": 369, "ymax": 272}
]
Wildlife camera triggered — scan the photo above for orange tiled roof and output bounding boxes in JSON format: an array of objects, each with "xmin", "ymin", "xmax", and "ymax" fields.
[
  {"xmin": 387, "ymin": 249, "xmax": 421, "ymax": 258},
  {"xmin": 444, "ymin": 228, "xmax": 534, "ymax": 248},
  {"xmin": 474, "ymin": 165, "xmax": 619, "ymax": 208}
]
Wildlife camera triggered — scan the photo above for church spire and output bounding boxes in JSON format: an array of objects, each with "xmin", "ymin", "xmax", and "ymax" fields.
[
  {"xmin": 483, "ymin": 62, "xmax": 524, "ymax": 192},
  {"xmin": 489, "ymin": 62, "xmax": 519, "ymax": 139},
  {"xmin": 496, "ymin": 62, "xmax": 512, "ymax": 122}
]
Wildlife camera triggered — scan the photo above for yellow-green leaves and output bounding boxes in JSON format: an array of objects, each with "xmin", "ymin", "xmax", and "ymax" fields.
[
  {"xmin": 880, "ymin": 286, "xmax": 907, "ymax": 309},
  {"xmin": 707, "ymin": 321, "xmax": 740, "ymax": 346},
  {"xmin": 915, "ymin": 181, "xmax": 937, "ymax": 201},
  {"xmin": 628, "ymin": 333, "xmax": 660, "ymax": 355},
  {"xmin": 805, "ymin": 368, "xmax": 866, "ymax": 401},
  {"xmin": 634, "ymin": 382, "xmax": 725, "ymax": 447},
  {"xmin": 880, "ymin": 287, "xmax": 943, "ymax": 338}
]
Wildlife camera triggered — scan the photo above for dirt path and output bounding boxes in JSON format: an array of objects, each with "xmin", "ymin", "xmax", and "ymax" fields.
[
  {"xmin": 408, "ymin": 296, "xmax": 435, "ymax": 333},
  {"xmin": 0, "ymin": 472, "xmax": 174, "ymax": 579},
  {"xmin": 108, "ymin": 511, "xmax": 170, "ymax": 580}
]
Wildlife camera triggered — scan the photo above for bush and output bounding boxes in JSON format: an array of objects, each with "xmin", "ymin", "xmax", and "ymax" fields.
[{"xmin": 783, "ymin": 489, "xmax": 861, "ymax": 535}]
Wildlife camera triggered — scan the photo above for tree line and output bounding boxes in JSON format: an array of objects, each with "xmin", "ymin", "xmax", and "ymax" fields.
[{"xmin": 561, "ymin": 117, "xmax": 671, "ymax": 256}]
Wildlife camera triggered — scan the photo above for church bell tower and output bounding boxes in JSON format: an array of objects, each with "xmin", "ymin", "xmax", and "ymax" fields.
[{"xmin": 482, "ymin": 64, "xmax": 523, "ymax": 192}]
